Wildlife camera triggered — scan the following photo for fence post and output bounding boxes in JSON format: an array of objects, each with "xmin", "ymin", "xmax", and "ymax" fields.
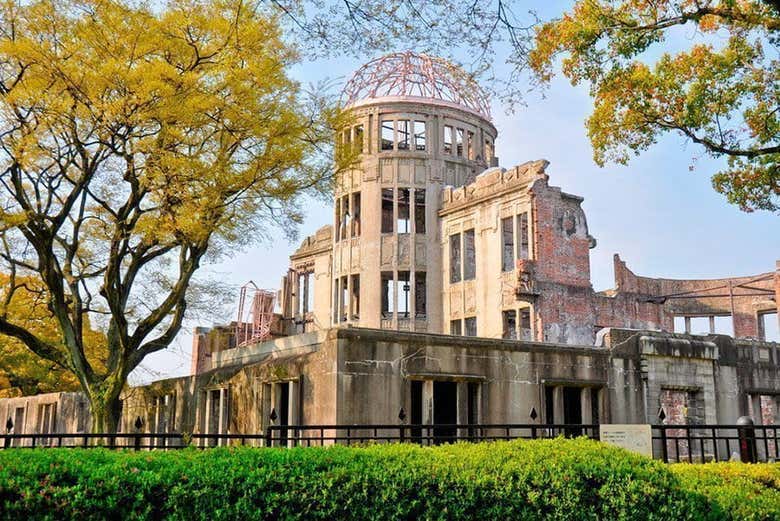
[
  {"xmin": 660, "ymin": 426, "xmax": 668, "ymax": 463},
  {"xmin": 264, "ymin": 426, "xmax": 271, "ymax": 447},
  {"xmin": 737, "ymin": 416, "xmax": 757, "ymax": 463},
  {"xmin": 399, "ymin": 408, "xmax": 406, "ymax": 444},
  {"xmin": 529, "ymin": 407, "xmax": 539, "ymax": 440}
]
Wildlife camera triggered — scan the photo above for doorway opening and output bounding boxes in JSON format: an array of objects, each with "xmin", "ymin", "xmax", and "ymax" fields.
[{"xmin": 433, "ymin": 381, "xmax": 457, "ymax": 443}]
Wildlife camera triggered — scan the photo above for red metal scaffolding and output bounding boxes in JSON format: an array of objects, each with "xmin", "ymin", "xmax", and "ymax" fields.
[{"xmin": 235, "ymin": 281, "xmax": 276, "ymax": 347}]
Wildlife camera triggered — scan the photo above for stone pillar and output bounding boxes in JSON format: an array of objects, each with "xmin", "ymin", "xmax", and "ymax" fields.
[
  {"xmin": 749, "ymin": 394, "xmax": 763, "ymax": 424},
  {"xmin": 456, "ymin": 381, "xmax": 469, "ymax": 439},
  {"xmin": 422, "ymin": 380, "xmax": 434, "ymax": 425},
  {"xmin": 580, "ymin": 388, "xmax": 592, "ymax": 425},
  {"xmin": 288, "ymin": 380, "xmax": 299, "ymax": 427},
  {"xmin": 204, "ymin": 390, "xmax": 212, "ymax": 434},
  {"xmin": 597, "ymin": 387, "xmax": 609, "ymax": 424},
  {"xmin": 552, "ymin": 386, "xmax": 565, "ymax": 424},
  {"xmin": 218, "ymin": 388, "xmax": 228, "ymax": 443}
]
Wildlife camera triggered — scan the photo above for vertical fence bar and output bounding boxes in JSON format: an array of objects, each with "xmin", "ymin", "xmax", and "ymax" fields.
[
  {"xmin": 660, "ymin": 426, "xmax": 668, "ymax": 463},
  {"xmin": 711, "ymin": 427, "xmax": 718, "ymax": 462},
  {"xmin": 686, "ymin": 427, "xmax": 693, "ymax": 463},
  {"xmin": 762, "ymin": 426, "xmax": 769, "ymax": 462}
]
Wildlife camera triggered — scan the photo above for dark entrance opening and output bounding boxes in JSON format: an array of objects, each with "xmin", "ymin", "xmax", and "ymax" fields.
[
  {"xmin": 433, "ymin": 381, "xmax": 457, "ymax": 443},
  {"xmin": 279, "ymin": 382, "xmax": 290, "ymax": 445},
  {"xmin": 410, "ymin": 380, "xmax": 423, "ymax": 442},
  {"xmin": 563, "ymin": 387, "xmax": 582, "ymax": 437},
  {"xmin": 544, "ymin": 386, "xmax": 554, "ymax": 424},
  {"xmin": 590, "ymin": 388, "xmax": 600, "ymax": 425}
]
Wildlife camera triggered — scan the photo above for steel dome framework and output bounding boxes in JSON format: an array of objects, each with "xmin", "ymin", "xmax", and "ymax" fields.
[{"xmin": 342, "ymin": 51, "xmax": 491, "ymax": 120}]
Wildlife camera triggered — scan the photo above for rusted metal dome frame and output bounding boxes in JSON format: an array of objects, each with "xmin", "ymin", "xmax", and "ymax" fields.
[{"xmin": 342, "ymin": 51, "xmax": 491, "ymax": 120}]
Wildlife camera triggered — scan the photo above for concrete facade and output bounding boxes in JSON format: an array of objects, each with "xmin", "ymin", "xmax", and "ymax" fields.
[{"xmin": 6, "ymin": 327, "xmax": 778, "ymax": 442}]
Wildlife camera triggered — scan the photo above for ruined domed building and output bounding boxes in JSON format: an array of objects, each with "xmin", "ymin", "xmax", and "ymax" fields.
[{"xmin": 2, "ymin": 52, "xmax": 778, "ymax": 447}]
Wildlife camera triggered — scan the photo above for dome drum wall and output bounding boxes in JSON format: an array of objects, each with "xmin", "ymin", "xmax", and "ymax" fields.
[{"xmin": 332, "ymin": 98, "xmax": 497, "ymax": 334}]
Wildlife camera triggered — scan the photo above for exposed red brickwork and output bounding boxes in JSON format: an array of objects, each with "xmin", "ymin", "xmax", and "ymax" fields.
[{"xmin": 520, "ymin": 173, "xmax": 777, "ymax": 345}]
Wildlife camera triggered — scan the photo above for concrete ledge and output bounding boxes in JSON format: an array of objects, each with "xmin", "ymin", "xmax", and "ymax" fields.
[
  {"xmin": 213, "ymin": 329, "xmax": 331, "ymax": 369},
  {"xmin": 334, "ymin": 326, "xmax": 610, "ymax": 358}
]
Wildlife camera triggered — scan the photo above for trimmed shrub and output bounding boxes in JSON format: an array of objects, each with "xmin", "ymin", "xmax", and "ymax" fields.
[
  {"xmin": 0, "ymin": 438, "xmax": 776, "ymax": 520},
  {"xmin": 671, "ymin": 462, "xmax": 780, "ymax": 521}
]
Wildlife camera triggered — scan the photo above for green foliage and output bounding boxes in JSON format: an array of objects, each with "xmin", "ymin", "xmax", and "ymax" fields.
[
  {"xmin": 0, "ymin": 438, "xmax": 778, "ymax": 520},
  {"xmin": 529, "ymin": 1, "xmax": 780, "ymax": 212},
  {"xmin": 671, "ymin": 462, "xmax": 780, "ymax": 521},
  {"xmin": 0, "ymin": 0, "xmax": 351, "ymax": 431}
]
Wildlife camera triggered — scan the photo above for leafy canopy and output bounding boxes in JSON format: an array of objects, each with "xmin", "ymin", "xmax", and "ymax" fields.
[
  {"xmin": 0, "ymin": 0, "xmax": 346, "ymax": 430},
  {"xmin": 0, "ymin": 274, "xmax": 105, "ymax": 398},
  {"xmin": 529, "ymin": 0, "xmax": 780, "ymax": 212}
]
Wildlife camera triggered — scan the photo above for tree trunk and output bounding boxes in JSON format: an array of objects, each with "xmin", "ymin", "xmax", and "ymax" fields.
[{"xmin": 88, "ymin": 384, "xmax": 123, "ymax": 435}]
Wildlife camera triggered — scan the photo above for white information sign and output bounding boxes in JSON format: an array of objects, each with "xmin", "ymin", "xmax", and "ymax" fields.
[{"xmin": 599, "ymin": 424, "xmax": 653, "ymax": 457}]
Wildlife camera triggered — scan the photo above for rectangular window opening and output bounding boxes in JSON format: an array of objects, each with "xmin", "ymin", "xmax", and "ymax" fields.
[
  {"xmin": 502, "ymin": 309, "xmax": 517, "ymax": 340},
  {"xmin": 397, "ymin": 188, "xmax": 410, "ymax": 233},
  {"xmin": 339, "ymin": 195, "xmax": 349, "ymax": 241},
  {"xmin": 397, "ymin": 120, "xmax": 410, "ymax": 150},
  {"xmin": 443, "ymin": 125, "xmax": 453, "ymax": 154},
  {"xmin": 467, "ymin": 131, "xmax": 474, "ymax": 160},
  {"xmin": 450, "ymin": 319, "xmax": 462, "ymax": 336},
  {"xmin": 760, "ymin": 312, "xmax": 779, "ymax": 342},
  {"xmin": 519, "ymin": 307, "xmax": 532, "ymax": 340},
  {"xmin": 351, "ymin": 192, "xmax": 361, "ymax": 237},
  {"xmin": 673, "ymin": 316, "xmax": 686, "ymax": 333},
  {"xmin": 398, "ymin": 271, "xmax": 411, "ymax": 318},
  {"xmin": 415, "ymin": 271, "xmax": 426, "ymax": 318},
  {"xmin": 297, "ymin": 273, "xmax": 305, "ymax": 315},
  {"xmin": 306, "ymin": 272, "xmax": 314, "ymax": 314},
  {"xmin": 713, "ymin": 315, "xmax": 734, "ymax": 336},
  {"xmin": 464, "ymin": 316, "xmax": 477, "ymax": 337},
  {"xmin": 463, "ymin": 229, "xmax": 476, "ymax": 280},
  {"xmin": 518, "ymin": 212, "xmax": 529, "ymax": 260},
  {"xmin": 414, "ymin": 190, "xmax": 426, "ymax": 234},
  {"xmin": 690, "ymin": 316, "xmax": 710, "ymax": 335},
  {"xmin": 381, "ymin": 188, "xmax": 394, "ymax": 233},
  {"xmin": 456, "ymin": 128, "xmax": 464, "ymax": 157},
  {"xmin": 501, "ymin": 217, "xmax": 514, "ymax": 272},
  {"xmin": 449, "ymin": 233, "xmax": 462, "ymax": 283},
  {"xmin": 350, "ymin": 274, "xmax": 360, "ymax": 320},
  {"xmin": 381, "ymin": 272, "xmax": 394, "ymax": 318},
  {"xmin": 341, "ymin": 276, "xmax": 348, "ymax": 322},
  {"xmin": 381, "ymin": 120, "xmax": 394, "ymax": 150},
  {"xmin": 354, "ymin": 124, "xmax": 364, "ymax": 153},
  {"xmin": 414, "ymin": 121, "xmax": 426, "ymax": 151}
]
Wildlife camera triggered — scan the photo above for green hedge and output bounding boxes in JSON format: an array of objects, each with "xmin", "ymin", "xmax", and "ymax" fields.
[{"xmin": 0, "ymin": 438, "xmax": 777, "ymax": 520}]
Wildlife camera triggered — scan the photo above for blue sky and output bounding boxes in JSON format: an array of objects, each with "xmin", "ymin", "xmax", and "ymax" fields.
[{"xmin": 131, "ymin": 3, "xmax": 778, "ymax": 383}]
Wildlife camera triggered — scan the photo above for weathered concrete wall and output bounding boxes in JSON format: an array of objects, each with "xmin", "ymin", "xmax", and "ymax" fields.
[
  {"xmin": 334, "ymin": 327, "xmax": 612, "ymax": 425},
  {"xmin": 6, "ymin": 328, "xmax": 778, "ymax": 437},
  {"xmin": 0, "ymin": 392, "xmax": 89, "ymax": 444}
]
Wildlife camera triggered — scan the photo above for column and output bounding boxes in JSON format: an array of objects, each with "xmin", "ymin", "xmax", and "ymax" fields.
[
  {"xmin": 456, "ymin": 382, "xmax": 468, "ymax": 440},
  {"xmin": 552, "ymin": 386, "xmax": 565, "ymax": 424},
  {"xmin": 750, "ymin": 394, "xmax": 763, "ymax": 423},
  {"xmin": 580, "ymin": 388, "xmax": 593, "ymax": 424}
]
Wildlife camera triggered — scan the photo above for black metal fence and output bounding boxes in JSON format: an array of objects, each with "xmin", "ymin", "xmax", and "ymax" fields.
[
  {"xmin": 653, "ymin": 424, "xmax": 779, "ymax": 463},
  {"xmin": 3, "ymin": 423, "xmax": 777, "ymax": 463}
]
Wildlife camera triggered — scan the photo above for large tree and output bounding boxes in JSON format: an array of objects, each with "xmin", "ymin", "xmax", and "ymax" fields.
[
  {"xmin": 0, "ymin": 0, "xmax": 346, "ymax": 432},
  {"xmin": 528, "ymin": 0, "xmax": 780, "ymax": 212}
]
